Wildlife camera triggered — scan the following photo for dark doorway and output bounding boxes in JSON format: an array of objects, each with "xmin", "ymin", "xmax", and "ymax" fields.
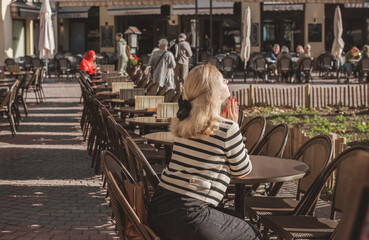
[{"xmin": 261, "ymin": 4, "xmax": 304, "ymax": 53}]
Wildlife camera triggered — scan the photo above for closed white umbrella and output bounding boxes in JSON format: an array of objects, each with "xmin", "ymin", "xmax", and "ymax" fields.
[
  {"xmin": 39, "ymin": 0, "xmax": 55, "ymax": 75},
  {"xmin": 240, "ymin": 6, "xmax": 251, "ymax": 70},
  {"xmin": 331, "ymin": 6, "xmax": 344, "ymax": 61}
]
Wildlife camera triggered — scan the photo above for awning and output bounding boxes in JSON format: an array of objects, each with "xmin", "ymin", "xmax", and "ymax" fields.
[
  {"xmin": 172, "ymin": 1, "xmax": 234, "ymax": 15},
  {"xmin": 51, "ymin": 0, "xmax": 195, "ymax": 7},
  {"xmin": 58, "ymin": 6, "xmax": 91, "ymax": 18},
  {"xmin": 10, "ymin": 1, "xmax": 41, "ymax": 19},
  {"xmin": 345, "ymin": 2, "xmax": 369, "ymax": 7},
  {"xmin": 217, "ymin": 0, "xmax": 364, "ymax": 3},
  {"xmin": 108, "ymin": 5, "xmax": 161, "ymax": 16},
  {"xmin": 263, "ymin": 2, "xmax": 304, "ymax": 11}
]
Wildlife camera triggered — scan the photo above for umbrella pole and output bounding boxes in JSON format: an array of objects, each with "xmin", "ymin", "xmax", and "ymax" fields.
[{"xmin": 46, "ymin": 58, "xmax": 49, "ymax": 78}]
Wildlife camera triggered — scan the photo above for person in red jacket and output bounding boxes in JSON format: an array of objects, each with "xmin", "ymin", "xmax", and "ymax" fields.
[{"xmin": 80, "ymin": 50, "xmax": 100, "ymax": 77}]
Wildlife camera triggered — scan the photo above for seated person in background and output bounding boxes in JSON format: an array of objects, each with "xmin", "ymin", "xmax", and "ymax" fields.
[
  {"xmin": 345, "ymin": 46, "xmax": 361, "ymax": 78},
  {"xmin": 267, "ymin": 44, "xmax": 280, "ymax": 76},
  {"xmin": 296, "ymin": 45, "xmax": 304, "ymax": 57},
  {"xmin": 358, "ymin": 45, "xmax": 369, "ymax": 81},
  {"xmin": 276, "ymin": 46, "xmax": 292, "ymax": 75},
  {"xmin": 149, "ymin": 64, "xmax": 261, "ymax": 240},
  {"xmin": 80, "ymin": 50, "xmax": 101, "ymax": 79},
  {"xmin": 294, "ymin": 44, "xmax": 312, "ymax": 81}
]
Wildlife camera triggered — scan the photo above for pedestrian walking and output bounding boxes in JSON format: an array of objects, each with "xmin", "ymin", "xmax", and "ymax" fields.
[
  {"xmin": 174, "ymin": 33, "xmax": 193, "ymax": 92},
  {"xmin": 116, "ymin": 33, "xmax": 129, "ymax": 76},
  {"xmin": 149, "ymin": 38, "xmax": 176, "ymax": 89}
]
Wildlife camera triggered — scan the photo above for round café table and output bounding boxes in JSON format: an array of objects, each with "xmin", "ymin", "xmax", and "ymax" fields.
[
  {"xmin": 231, "ymin": 155, "xmax": 309, "ymax": 218},
  {"xmin": 127, "ymin": 117, "xmax": 170, "ymax": 135},
  {"xmin": 142, "ymin": 131, "xmax": 309, "ymax": 218},
  {"xmin": 144, "ymin": 132, "xmax": 174, "ymax": 163}
]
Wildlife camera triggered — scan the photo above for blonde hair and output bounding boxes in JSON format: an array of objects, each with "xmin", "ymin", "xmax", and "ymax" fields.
[{"xmin": 171, "ymin": 64, "xmax": 224, "ymax": 138}]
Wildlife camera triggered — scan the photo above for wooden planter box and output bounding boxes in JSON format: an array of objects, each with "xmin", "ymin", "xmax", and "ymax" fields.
[
  {"xmin": 7, "ymin": 66, "xmax": 20, "ymax": 73},
  {"xmin": 120, "ymin": 88, "xmax": 145, "ymax": 100},
  {"xmin": 100, "ymin": 65, "xmax": 115, "ymax": 73},
  {"xmin": 157, "ymin": 102, "xmax": 179, "ymax": 119},
  {"xmin": 135, "ymin": 96, "xmax": 164, "ymax": 110},
  {"xmin": 107, "ymin": 76, "xmax": 128, "ymax": 87},
  {"xmin": 112, "ymin": 81, "xmax": 134, "ymax": 93},
  {"xmin": 102, "ymin": 72, "xmax": 121, "ymax": 83}
]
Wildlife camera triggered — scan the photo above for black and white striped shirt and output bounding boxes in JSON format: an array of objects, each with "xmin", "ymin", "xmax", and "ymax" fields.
[{"xmin": 159, "ymin": 117, "xmax": 252, "ymax": 206}]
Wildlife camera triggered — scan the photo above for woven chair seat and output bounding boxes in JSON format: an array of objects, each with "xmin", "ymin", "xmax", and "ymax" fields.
[
  {"xmin": 261, "ymin": 215, "xmax": 337, "ymax": 240},
  {"xmin": 245, "ymin": 196, "xmax": 298, "ymax": 219},
  {"xmin": 140, "ymin": 149, "xmax": 165, "ymax": 164}
]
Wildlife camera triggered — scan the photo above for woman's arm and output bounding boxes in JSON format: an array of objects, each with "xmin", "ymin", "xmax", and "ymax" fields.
[{"xmin": 224, "ymin": 122, "xmax": 252, "ymax": 177}]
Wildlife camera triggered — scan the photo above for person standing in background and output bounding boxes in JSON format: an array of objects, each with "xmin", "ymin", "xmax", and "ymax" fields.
[
  {"xmin": 149, "ymin": 39, "xmax": 176, "ymax": 89},
  {"xmin": 174, "ymin": 33, "xmax": 193, "ymax": 92},
  {"xmin": 116, "ymin": 33, "xmax": 129, "ymax": 76}
]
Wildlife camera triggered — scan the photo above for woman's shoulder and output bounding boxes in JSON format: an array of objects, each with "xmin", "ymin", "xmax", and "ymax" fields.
[{"xmin": 218, "ymin": 117, "xmax": 239, "ymax": 132}]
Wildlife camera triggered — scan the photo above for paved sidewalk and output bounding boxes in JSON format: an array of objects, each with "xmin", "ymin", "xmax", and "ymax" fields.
[{"xmin": 0, "ymin": 79, "xmax": 118, "ymax": 240}]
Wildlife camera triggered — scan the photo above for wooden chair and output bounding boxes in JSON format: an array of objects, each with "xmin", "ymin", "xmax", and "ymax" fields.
[
  {"xmin": 101, "ymin": 150, "xmax": 159, "ymax": 240},
  {"xmin": 253, "ymin": 57, "xmax": 268, "ymax": 82},
  {"xmin": 244, "ymin": 135, "xmax": 333, "ymax": 222},
  {"xmin": 146, "ymin": 82, "xmax": 159, "ymax": 96},
  {"xmin": 156, "ymin": 86, "xmax": 168, "ymax": 96},
  {"xmin": 113, "ymin": 121, "xmax": 165, "ymax": 167},
  {"xmin": 277, "ymin": 57, "xmax": 293, "ymax": 83},
  {"xmin": 252, "ymin": 123, "xmax": 289, "ymax": 158},
  {"xmin": 24, "ymin": 68, "xmax": 40, "ymax": 103},
  {"xmin": 163, "ymin": 89, "xmax": 175, "ymax": 102},
  {"xmin": 31, "ymin": 58, "xmax": 44, "ymax": 72},
  {"xmin": 221, "ymin": 56, "xmax": 236, "ymax": 81},
  {"xmin": 259, "ymin": 145, "xmax": 369, "ymax": 240},
  {"xmin": 240, "ymin": 116, "xmax": 266, "ymax": 154},
  {"xmin": 125, "ymin": 137, "xmax": 162, "ymax": 194},
  {"xmin": 171, "ymin": 92, "xmax": 180, "ymax": 102},
  {"xmin": 249, "ymin": 123, "xmax": 289, "ymax": 195},
  {"xmin": 0, "ymin": 81, "xmax": 19, "ymax": 136},
  {"xmin": 206, "ymin": 56, "xmax": 220, "ymax": 70}
]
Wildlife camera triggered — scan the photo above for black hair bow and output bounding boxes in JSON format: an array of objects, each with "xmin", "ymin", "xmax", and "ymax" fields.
[{"xmin": 177, "ymin": 95, "xmax": 192, "ymax": 121}]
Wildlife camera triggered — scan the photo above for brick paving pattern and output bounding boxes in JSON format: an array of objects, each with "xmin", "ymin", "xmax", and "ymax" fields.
[{"xmin": 0, "ymin": 79, "xmax": 119, "ymax": 240}]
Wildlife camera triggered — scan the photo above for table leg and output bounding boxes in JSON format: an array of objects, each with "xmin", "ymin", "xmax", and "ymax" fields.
[
  {"xmin": 235, "ymin": 183, "xmax": 245, "ymax": 219},
  {"xmin": 164, "ymin": 145, "xmax": 172, "ymax": 164}
]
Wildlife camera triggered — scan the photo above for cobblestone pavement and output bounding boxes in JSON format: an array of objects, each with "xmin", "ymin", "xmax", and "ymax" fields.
[
  {"xmin": 0, "ymin": 78, "xmax": 334, "ymax": 240},
  {"xmin": 0, "ymin": 79, "xmax": 119, "ymax": 240}
]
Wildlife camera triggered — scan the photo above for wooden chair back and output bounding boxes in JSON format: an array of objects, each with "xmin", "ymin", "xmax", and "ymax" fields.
[
  {"xmin": 146, "ymin": 82, "xmax": 159, "ymax": 96},
  {"xmin": 156, "ymin": 86, "xmax": 168, "ymax": 96},
  {"xmin": 252, "ymin": 123, "xmax": 289, "ymax": 157},
  {"xmin": 171, "ymin": 92, "xmax": 180, "ymax": 102},
  {"xmin": 100, "ymin": 64, "xmax": 115, "ymax": 73},
  {"xmin": 163, "ymin": 89, "xmax": 175, "ymax": 102},
  {"xmin": 113, "ymin": 122, "xmax": 139, "ymax": 180},
  {"xmin": 240, "ymin": 116, "xmax": 266, "ymax": 154},
  {"xmin": 294, "ymin": 145, "xmax": 369, "ymax": 218},
  {"xmin": 101, "ymin": 150, "xmax": 159, "ymax": 240},
  {"xmin": 125, "ymin": 137, "xmax": 161, "ymax": 193},
  {"xmin": 120, "ymin": 88, "xmax": 145, "ymax": 100},
  {"xmin": 293, "ymin": 135, "xmax": 332, "ymax": 197}
]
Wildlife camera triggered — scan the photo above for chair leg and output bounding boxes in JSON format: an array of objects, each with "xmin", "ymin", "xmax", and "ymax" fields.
[
  {"xmin": 20, "ymin": 96, "xmax": 28, "ymax": 117},
  {"xmin": 8, "ymin": 113, "xmax": 16, "ymax": 137}
]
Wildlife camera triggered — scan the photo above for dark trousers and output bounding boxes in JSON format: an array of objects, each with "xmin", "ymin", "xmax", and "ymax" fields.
[{"xmin": 149, "ymin": 187, "xmax": 261, "ymax": 240}]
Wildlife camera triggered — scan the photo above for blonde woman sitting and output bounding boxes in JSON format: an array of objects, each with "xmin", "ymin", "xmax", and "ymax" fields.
[{"xmin": 148, "ymin": 64, "xmax": 261, "ymax": 240}]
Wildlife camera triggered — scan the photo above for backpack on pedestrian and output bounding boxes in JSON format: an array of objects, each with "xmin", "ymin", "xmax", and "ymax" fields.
[{"xmin": 169, "ymin": 41, "xmax": 179, "ymax": 61}]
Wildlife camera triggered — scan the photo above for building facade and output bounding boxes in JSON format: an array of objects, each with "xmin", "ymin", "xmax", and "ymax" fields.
[
  {"xmin": 1, "ymin": 0, "xmax": 58, "ymax": 64},
  {"xmin": 1, "ymin": 0, "xmax": 369, "ymax": 65}
]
